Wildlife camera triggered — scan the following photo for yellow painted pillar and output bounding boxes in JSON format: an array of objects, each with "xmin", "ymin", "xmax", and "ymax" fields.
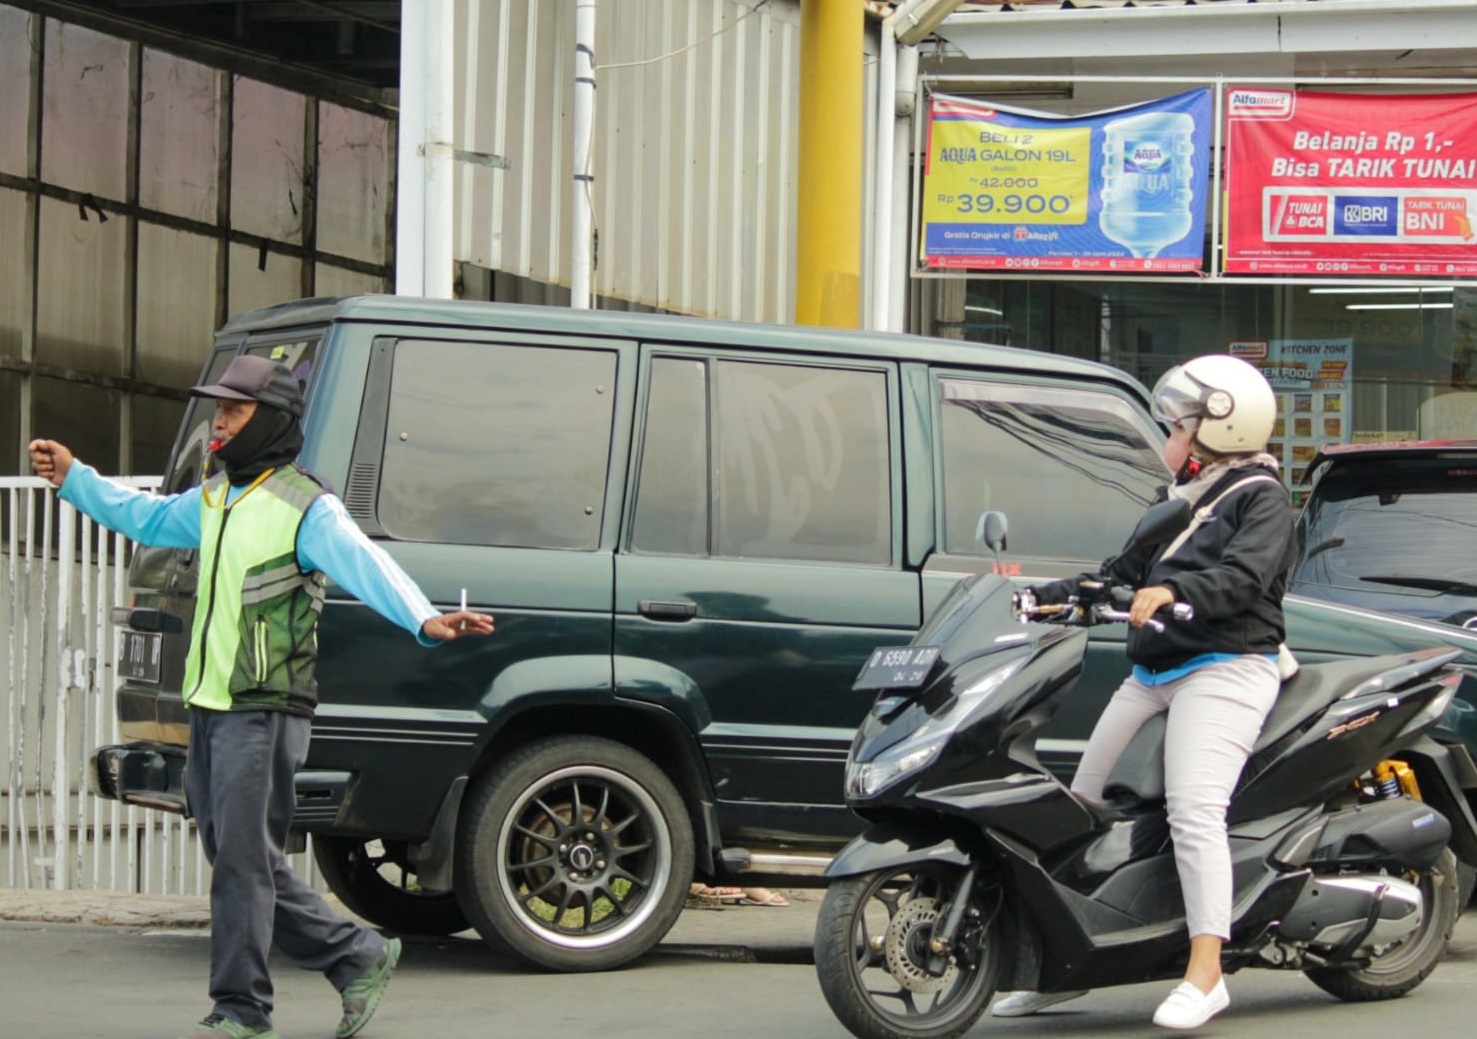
[{"xmin": 796, "ymin": 0, "xmax": 863, "ymax": 328}]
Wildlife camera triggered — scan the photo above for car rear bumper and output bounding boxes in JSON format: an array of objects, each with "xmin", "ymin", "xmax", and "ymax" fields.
[
  {"xmin": 91, "ymin": 742, "xmax": 354, "ymax": 829},
  {"xmin": 91, "ymin": 741, "xmax": 189, "ymax": 814}
]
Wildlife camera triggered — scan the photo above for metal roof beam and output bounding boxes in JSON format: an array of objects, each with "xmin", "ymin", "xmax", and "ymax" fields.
[{"xmin": 938, "ymin": 0, "xmax": 1477, "ymax": 59}]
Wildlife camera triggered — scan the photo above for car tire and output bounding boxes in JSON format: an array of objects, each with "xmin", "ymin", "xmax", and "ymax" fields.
[
  {"xmin": 313, "ymin": 835, "xmax": 471, "ymax": 936},
  {"xmin": 454, "ymin": 734, "xmax": 695, "ymax": 972}
]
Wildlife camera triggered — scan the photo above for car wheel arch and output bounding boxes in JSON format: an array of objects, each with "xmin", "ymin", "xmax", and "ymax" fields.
[{"xmin": 468, "ymin": 697, "xmax": 722, "ymax": 873}]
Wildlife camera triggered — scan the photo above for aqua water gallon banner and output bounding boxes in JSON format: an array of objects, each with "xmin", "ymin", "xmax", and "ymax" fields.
[
  {"xmin": 920, "ymin": 89, "xmax": 1213, "ymax": 272},
  {"xmin": 1225, "ymin": 88, "xmax": 1477, "ymax": 276}
]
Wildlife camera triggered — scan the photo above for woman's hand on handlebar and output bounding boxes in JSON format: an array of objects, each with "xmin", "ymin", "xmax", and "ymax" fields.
[{"xmin": 1128, "ymin": 585, "xmax": 1176, "ymax": 627}]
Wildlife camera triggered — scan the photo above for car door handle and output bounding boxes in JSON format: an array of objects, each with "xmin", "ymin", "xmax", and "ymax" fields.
[{"xmin": 637, "ymin": 599, "xmax": 698, "ymax": 621}]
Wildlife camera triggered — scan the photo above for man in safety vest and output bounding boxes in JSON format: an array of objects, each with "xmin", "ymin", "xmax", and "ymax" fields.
[{"xmin": 29, "ymin": 354, "xmax": 493, "ymax": 1039}]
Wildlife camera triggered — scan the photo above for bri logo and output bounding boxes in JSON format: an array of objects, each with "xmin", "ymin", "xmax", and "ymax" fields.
[{"xmin": 1228, "ymin": 89, "xmax": 1293, "ymax": 118}]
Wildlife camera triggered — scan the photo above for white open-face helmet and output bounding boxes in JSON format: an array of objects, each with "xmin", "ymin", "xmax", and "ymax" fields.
[{"xmin": 1151, "ymin": 354, "xmax": 1276, "ymax": 455}]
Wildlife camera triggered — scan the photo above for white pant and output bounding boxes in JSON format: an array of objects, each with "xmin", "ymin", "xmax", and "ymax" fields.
[{"xmin": 1071, "ymin": 655, "xmax": 1280, "ymax": 940}]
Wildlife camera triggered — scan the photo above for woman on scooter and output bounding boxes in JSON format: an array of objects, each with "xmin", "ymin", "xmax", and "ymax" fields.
[{"xmin": 993, "ymin": 354, "xmax": 1296, "ymax": 1030}]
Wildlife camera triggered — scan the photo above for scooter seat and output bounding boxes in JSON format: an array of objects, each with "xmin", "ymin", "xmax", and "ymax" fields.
[{"xmin": 1101, "ymin": 654, "xmax": 1414, "ymax": 803}]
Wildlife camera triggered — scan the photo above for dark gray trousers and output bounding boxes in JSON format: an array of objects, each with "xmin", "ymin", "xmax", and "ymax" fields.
[{"xmin": 186, "ymin": 708, "xmax": 384, "ymax": 1030}]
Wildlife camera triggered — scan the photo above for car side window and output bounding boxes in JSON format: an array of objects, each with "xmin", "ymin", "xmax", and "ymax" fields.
[
  {"xmin": 631, "ymin": 357, "xmax": 710, "ymax": 555},
  {"xmin": 938, "ymin": 379, "xmax": 1165, "ymax": 563},
  {"xmin": 377, "ymin": 339, "xmax": 617, "ymax": 549},
  {"xmin": 632, "ymin": 357, "xmax": 893, "ymax": 566},
  {"xmin": 718, "ymin": 360, "xmax": 890, "ymax": 565}
]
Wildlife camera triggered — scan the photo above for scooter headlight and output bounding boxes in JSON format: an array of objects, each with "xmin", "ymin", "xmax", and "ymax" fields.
[
  {"xmin": 847, "ymin": 738, "xmax": 947, "ymax": 799},
  {"xmin": 845, "ymin": 656, "xmax": 1027, "ymax": 799}
]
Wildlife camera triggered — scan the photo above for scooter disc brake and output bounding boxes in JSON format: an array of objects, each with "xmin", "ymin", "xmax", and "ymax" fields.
[{"xmin": 884, "ymin": 897, "xmax": 958, "ymax": 994}]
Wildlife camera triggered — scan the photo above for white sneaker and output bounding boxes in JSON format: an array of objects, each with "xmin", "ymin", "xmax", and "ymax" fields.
[
  {"xmin": 990, "ymin": 990, "xmax": 1088, "ymax": 1018},
  {"xmin": 1152, "ymin": 978, "xmax": 1230, "ymax": 1030}
]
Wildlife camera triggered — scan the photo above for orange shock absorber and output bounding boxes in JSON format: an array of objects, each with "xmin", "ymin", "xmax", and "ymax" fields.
[
  {"xmin": 1390, "ymin": 759, "xmax": 1423, "ymax": 800},
  {"xmin": 1373, "ymin": 760, "xmax": 1423, "ymax": 800}
]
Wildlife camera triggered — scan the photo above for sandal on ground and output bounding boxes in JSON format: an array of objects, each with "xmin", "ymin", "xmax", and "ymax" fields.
[
  {"xmin": 689, "ymin": 883, "xmax": 745, "ymax": 900},
  {"xmin": 739, "ymin": 888, "xmax": 790, "ymax": 907},
  {"xmin": 687, "ymin": 882, "xmax": 746, "ymax": 908}
]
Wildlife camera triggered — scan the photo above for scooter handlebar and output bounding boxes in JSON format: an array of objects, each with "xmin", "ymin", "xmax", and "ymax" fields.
[
  {"xmin": 1094, "ymin": 601, "xmax": 1194, "ymax": 632},
  {"xmin": 1015, "ymin": 587, "xmax": 1193, "ymax": 630}
]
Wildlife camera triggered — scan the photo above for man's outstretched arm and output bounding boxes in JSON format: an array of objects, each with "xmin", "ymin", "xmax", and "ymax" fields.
[
  {"xmin": 298, "ymin": 493, "xmax": 493, "ymax": 645},
  {"xmin": 30, "ymin": 439, "xmax": 202, "ymax": 549}
]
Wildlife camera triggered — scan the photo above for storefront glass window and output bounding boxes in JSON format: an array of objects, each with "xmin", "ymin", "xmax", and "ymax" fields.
[{"xmin": 959, "ymin": 279, "xmax": 1477, "ymax": 503}]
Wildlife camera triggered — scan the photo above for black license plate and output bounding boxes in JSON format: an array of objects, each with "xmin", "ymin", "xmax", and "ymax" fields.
[
  {"xmin": 118, "ymin": 630, "xmax": 162, "ymax": 684},
  {"xmin": 853, "ymin": 645, "xmax": 942, "ymax": 691}
]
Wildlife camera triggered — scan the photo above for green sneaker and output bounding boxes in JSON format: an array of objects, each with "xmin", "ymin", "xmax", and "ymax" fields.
[
  {"xmin": 177, "ymin": 1015, "xmax": 279, "ymax": 1039},
  {"xmin": 337, "ymin": 937, "xmax": 402, "ymax": 1039}
]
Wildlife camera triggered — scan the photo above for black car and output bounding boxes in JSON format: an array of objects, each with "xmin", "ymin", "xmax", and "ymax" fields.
[{"xmin": 1291, "ymin": 440, "xmax": 1477, "ymax": 632}]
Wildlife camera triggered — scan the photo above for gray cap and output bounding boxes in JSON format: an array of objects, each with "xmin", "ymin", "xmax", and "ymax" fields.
[{"xmin": 191, "ymin": 355, "xmax": 305, "ymax": 417}]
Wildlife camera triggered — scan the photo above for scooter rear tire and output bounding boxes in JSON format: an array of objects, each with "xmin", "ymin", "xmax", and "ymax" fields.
[{"xmin": 1303, "ymin": 847, "xmax": 1460, "ymax": 1001}]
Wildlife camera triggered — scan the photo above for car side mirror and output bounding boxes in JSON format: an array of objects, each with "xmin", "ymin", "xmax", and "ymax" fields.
[{"xmin": 976, "ymin": 510, "xmax": 1008, "ymax": 556}]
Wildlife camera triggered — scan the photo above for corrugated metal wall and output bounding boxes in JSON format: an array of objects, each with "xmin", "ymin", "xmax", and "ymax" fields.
[{"xmin": 455, "ymin": 0, "xmax": 806, "ymax": 323}]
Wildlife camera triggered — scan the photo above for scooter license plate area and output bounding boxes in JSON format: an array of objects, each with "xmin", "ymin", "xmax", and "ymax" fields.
[{"xmin": 853, "ymin": 645, "xmax": 942, "ymax": 691}]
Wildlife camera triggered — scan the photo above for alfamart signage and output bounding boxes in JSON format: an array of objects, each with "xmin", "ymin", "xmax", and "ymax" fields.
[{"xmin": 1224, "ymin": 88, "xmax": 1477, "ymax": 276}]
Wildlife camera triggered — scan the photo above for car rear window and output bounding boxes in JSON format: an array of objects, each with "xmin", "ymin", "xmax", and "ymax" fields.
[{"xmin": 1294, "ymin": 460, "xmax": 1477, "ymax": 591}]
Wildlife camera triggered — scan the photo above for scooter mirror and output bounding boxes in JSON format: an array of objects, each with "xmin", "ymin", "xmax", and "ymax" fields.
[
  {"xmin": 975, "ymin": 510, "xmax": 1008, "ymax": 554},
  {"xmin": 1128, "ymin": 498, "xmax": 1192, "ymax": 549}
]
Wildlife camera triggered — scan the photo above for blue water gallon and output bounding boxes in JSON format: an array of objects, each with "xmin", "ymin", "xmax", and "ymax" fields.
[{"xmin": 1099, "ymin": 111, "xmax": 1197, "ymax": 259}]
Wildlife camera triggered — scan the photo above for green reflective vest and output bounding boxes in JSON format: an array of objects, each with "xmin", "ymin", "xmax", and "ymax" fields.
[{"xmin": 182, "ymin": 465, "xmax": 327, "ymax": 713}]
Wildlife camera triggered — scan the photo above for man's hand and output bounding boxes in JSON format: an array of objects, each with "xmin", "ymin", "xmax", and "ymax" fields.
[
  {"xmin": 1129, "ymin": 585, "xmax": 1175, "ymax": 627},
  {"xmin": 28, "ymin": 439, "xmax": 74, "ymax": 488},
  {"xmin": 421, "ymin": 610, "xmax": 495, "ymax": 641}
]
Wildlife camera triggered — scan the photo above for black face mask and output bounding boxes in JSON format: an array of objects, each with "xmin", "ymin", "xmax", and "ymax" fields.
[{"xmin": 213, "ymin": 404, "xmax": 303, "ymax": 484}]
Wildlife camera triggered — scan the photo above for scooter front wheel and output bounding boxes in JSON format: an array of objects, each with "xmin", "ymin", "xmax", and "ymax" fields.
[{"xmin": 814, "ymin": 864, "xmax": 1004, "ymax": 1039}]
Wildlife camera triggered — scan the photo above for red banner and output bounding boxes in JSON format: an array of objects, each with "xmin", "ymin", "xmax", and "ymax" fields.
[{"xmin": 1224, "ymin": 88, "xmax": 1477, "ymax": 276}]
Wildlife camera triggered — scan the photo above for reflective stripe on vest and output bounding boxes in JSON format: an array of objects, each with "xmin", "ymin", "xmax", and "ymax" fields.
[{"xmin": 182, "ymin": 466, "xmax": 326, "ymax": 712}]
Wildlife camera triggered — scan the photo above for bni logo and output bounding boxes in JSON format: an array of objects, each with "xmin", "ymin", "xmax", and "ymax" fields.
[{"xmin": 1228, "ymin": 90, "xmax": 1293, "ymax": 118}]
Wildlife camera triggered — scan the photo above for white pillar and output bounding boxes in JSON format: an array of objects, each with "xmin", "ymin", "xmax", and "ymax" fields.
[
  {"xmin": 571, "ymin": 0, "xmax": 598, "ymax": 309},
  {"xmin": 396, "ymin": 0, "xmax": 455, "ymax": 299},
  {"xmin": 870, "ymin": 15, "xmax": 897, "ymax": 331}
]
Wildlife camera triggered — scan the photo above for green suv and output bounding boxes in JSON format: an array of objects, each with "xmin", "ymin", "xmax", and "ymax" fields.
[{"xmin": 95, "ymin": 297, "xmax": 1477, "ymax": 971}]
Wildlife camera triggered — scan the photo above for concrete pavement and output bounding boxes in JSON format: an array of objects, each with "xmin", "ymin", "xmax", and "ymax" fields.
[{"xmin": 0, "ymin": 884, "xmax": 823, "ymax": 961}]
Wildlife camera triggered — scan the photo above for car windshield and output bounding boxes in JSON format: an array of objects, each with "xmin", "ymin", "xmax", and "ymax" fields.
[{"xmin": 1294, "ymin": 460, "xmax": 1477, "ymax": 603}]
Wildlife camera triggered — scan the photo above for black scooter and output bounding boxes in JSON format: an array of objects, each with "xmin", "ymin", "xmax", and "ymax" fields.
[{"xmin": 814, "ymin": 503, "xmax": 1476, "ymax": 1039}]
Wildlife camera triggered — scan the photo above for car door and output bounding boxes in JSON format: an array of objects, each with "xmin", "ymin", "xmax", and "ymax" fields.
[
  {"xmin": 614, "ymin": 349, "xmax": 918, "ymax": 843},
  {"xmin": 312, "ymin": 332, "xmax": 632, "ymax": 834},
  {"xmin": 918, "ymin": 372, "xmax": 1169, "ymax": 777}
]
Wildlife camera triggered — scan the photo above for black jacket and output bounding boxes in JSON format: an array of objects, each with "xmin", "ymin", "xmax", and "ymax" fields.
[{"xmin": 1036, "ymin": 466, "xmax": 1297, "ymax": 673}]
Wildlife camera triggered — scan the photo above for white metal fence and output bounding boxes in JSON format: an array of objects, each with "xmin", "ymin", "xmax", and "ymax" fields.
[{"xmin": 1, "ymin": 475, "xmax": 318, "ymax": 895}]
